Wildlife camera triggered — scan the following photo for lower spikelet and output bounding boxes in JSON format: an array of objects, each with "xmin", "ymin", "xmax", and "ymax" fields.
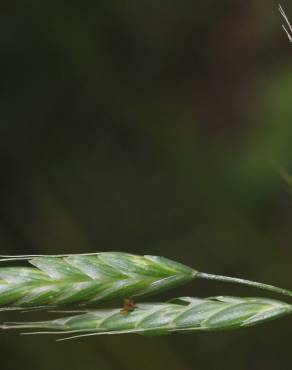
[{"xmin": 2, "ymin": 296, "xmax": 291, "ymax": 340}]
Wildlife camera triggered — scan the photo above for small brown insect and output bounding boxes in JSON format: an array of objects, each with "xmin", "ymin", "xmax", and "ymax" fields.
[{"xmin": 121, "ymin": 298, "xmax": 135, "ymax": 314}]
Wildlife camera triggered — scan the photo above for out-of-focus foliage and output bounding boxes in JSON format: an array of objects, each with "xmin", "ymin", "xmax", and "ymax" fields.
[{"xmin": 1, "ymin": 1, "xmax": 292, "ymax": 370}]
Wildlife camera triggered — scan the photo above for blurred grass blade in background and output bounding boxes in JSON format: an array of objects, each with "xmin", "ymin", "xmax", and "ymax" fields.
[
  {"xmin": 2, "ymin": 296, "xmax": 291, "ymax": 340},
  {"xmin": 0, "ymin": 252, "xmax": 197, "ymax": 309},
  {"xmin": 279, "ymin": 4, "xmax": 292, "ymax": 42}
]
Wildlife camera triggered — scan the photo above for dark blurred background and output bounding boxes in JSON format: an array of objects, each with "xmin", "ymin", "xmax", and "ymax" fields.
[{"xmin": 1, "ymin": 0, "xmax": 292, "ymax": 369}]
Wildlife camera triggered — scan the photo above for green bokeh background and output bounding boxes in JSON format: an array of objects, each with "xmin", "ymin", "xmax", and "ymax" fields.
[{"xmin": 1, "ymin": 1, "xmax": 292, "ymax": 369}]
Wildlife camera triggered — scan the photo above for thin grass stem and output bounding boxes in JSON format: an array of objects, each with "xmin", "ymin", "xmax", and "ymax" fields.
[{"xmin": 197, "ymin": 272, "xmax": 292, "ymax": 298}]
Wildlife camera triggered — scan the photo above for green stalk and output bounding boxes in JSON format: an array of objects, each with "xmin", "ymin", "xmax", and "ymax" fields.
[{"xmin": 197, "ymin": 272, "xmax": 292, "ymax": 299}]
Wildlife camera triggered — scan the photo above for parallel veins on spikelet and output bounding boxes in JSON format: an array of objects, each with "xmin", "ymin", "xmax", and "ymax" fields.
[
  {"xmin": 3, "ymin": 296, "xmax": 291, "ymax": 338},
  {"xmin": 0, "ymin": 253, "xmax": 197, "ymax": 308}
]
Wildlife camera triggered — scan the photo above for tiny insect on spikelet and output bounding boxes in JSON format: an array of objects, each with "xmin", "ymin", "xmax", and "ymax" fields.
[
  {"xmin": 121, "ymin": 299, "xmax": 135, "ymax": 314},
  {"xmin": 0, "ymin": 252, "xmax": 197, "ymax": 309},
  {"xmin": 2, "ymin": 296, "xmax": 291, "ymax": 340}
]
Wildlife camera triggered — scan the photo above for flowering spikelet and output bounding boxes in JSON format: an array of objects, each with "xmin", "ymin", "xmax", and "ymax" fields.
[
  {"xmin": 2, "ymin": 296, "xmax": 291, "ymax": 340},
  {"xmin": 0, "ymin": 252, "xmax": 196, "ymax": 309}
]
